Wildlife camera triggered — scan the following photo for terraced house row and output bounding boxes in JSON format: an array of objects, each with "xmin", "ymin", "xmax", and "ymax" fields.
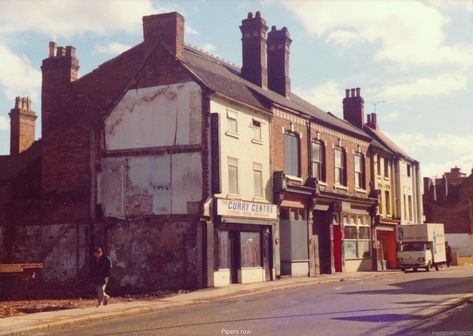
[{"xmin": 0, "ymin": 11, "xmax": 422, "ymax": 291}]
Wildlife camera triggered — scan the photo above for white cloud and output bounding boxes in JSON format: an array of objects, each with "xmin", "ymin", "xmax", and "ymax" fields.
[
  {"xmin": 388, "ymin": 132, "xmax": 473, "ymax": 157},
  {"xmin": 93, "ymin": 42, "xmax": 131, "ymax": 55},
  {"xmin": 326, "ymin": 30, "xmax": 366, "ymax": 48},
  {"xmin": 294, "ymin": 80, "xmax": 343, "ymax": 113},
  {"xmin": 0, "ymin": 116, "xmax": 8, "ymax": 130},
  {"xmin": 282, "ymin": 0, "xmax": 473, "ymax": 68},
  {"xmin": 186, "ymin": 25, "xmax": 200, "ymax": 36},
  {"xmin": 0, "ymin": 44, "xmax": 41, "ymax": 101},
  {"xmin": 386, "ymin": 131, "xmax": 473, "ymax": 178},
  {"xmin": 199, "ymin": 43, "xmax": 217, "ymax": 54},
  {"xmin": 0, "ymin": 0, "xmax": 175, "ymax": 37},
  {"xmin": 382, "ymin": 73, "xmax": 467, "ymax": 100}
]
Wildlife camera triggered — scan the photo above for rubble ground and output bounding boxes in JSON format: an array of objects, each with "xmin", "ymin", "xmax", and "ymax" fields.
[{"xmin": 0, "ymin": 290, "xmax": 184, "ymax": 318}]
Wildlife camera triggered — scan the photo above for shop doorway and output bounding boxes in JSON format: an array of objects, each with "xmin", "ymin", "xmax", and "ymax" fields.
[
  {"xmin": 229, "ymin": 231, "xmax": 240, "ymax": 283},
  {"xmin": 333, "ymin": 223, "xmax": 342, "ymax": 272},
  {"xmin": 315, "ymin": 210, "xmax": 331, "ymax": 274},
  {"xmin": 262, "ymin": 228, "xmax": 272, "ymax": 281}
]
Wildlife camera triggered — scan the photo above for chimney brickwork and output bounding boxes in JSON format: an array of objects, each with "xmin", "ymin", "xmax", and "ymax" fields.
[
  {"xmin": 343, "ymin": 87, "xmax": 365, "ymax": 129},
  {"xmin": 240, "ymin": 11, "xmax": 268, "ymax": 88},
  {"xmin": 9, "ymin": 97, "xmax": 37, "ymax": 155},
  {"xmin": 267, "ymin": 26, "xmax": 292, "ymax": 97},
  {"xmin": 143, "ymin": 12, "xmax": 184, "ymax": 59}
]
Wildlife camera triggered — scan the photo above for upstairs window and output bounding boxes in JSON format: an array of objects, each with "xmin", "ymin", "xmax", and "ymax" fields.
[
  {"xmin": 407, "ymin": 164, "xmax": 411, "ymax": 177},
  {"xmin": 385, "ymin": 190, "xmax": 391, "ymax": 215},
  {"xmin": 284, "ymin": 132, "xmax": 300, "ymax": 177},
  {"xmin": 226, "ymin": 110, "xmax": 238, "ymax": 134},
  {"xmin": 311, "ymin": 141, "xmax": 325, "ymax": 181},
  {"xmin": 354, "ymin": 154, "xmax": 365, "ymax": 189},
  {"xmin": 228, "ymin": 157, "xmax": 239, "ymax": 194},
  {"xmin": 384, "ymin": 159, "xmax": 389, "ymax": 178},
  {"xmin": 252, "ymin": 119, "xmax": 262, "ymax": 141},
  {"xmin": 253, "ymin": 162, "xmax": 263, "ymax": 198},
  {"xmin": 377, "ymin": 157, "xmax": 382, "ymax": 176},
  {"xmin": 334, "ymin": 147, "xmax": 346, "ymax": 185}
]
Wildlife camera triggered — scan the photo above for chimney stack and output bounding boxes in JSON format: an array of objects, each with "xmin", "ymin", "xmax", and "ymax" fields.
[
  {"xmin": 343, "ymin": 87, "xmax": 365, "ymax": 129},
  {"xmin": 41, "ymin": 42, "xmax": 79, "ymax": 84},
  {"xmin": 267, "ymin": 25, "xmax": 292, "ymax": 97},
  {"xmin": 366, "ymin": 112, "xmax": 378, "ymax": 130},
  {"xmin": 240, "ymin": 11, "xmax": 268, "ymax": 88},
  {"xmin": 9, "ymin": 97, "xmax": 37, "ymax": 155},
  {"xmin": 142, "ymin": 12, "xmax": 184, "ymax": 59}
]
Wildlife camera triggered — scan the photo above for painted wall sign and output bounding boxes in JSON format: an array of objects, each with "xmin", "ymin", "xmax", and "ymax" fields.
[{"xmin": 217, "ymin": 199, "xmax": 277, "ymax": 219}]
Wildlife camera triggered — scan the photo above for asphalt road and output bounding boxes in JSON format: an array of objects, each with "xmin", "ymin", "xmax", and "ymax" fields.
[{"xmin": 43, "ymin": 267, "xmax": 473, "ymax": 336}]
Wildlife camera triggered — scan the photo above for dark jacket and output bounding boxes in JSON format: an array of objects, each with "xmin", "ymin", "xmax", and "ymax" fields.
[{"xmin": 90, "ymin": 255, "xmax": 112, "ymax": 285}]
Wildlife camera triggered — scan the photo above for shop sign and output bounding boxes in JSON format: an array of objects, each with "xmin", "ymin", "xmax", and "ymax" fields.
[{"xmin": 217, "ymin": 199, "xmax": 277, "ymax": 219}]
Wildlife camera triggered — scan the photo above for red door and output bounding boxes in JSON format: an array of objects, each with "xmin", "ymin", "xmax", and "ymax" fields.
[{"xmin": 333, "ymin": 224, "xmax": 342, "ymax": 272}]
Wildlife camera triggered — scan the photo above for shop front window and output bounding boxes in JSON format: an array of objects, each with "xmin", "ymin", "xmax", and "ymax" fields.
[{"xmin": 240, "ymin": 231, "xmax": 261, "ymax": 267}]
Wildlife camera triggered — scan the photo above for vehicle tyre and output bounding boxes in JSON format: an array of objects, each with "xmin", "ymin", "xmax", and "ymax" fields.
[
  {"xmin": 413, "ymin": 268, "xmax": 418, "ymax": 272},
  {"xmin": 425, "ymin": 263, "xmax": 430, "ymax": 272},
  {"xmin": 400, "ymin": 268, "xmax": 405, "ymax": 272},
  {"xmin": 435, "ymin": 264, "xmax": 439, "ymax": 271}
]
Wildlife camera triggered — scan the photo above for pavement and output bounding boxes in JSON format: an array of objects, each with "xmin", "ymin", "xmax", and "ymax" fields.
[{"xmin": 0, "ymin": 269, "xmax": 471, "ymax": 336}]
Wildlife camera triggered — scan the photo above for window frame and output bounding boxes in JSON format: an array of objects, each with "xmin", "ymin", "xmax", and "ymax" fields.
[
  {"xmin": 284, "ymin": 132, "xmax": 301, "ymax": 177},
  {"xmin": 226, "ymin": 109, "xmax": 238, "ymax": 135},
  {"xmin": 354, "ymin": 153, "xmax": 365, "ymax": 189},
  {"xmin": 311, "ymin": 140, "xmax": 325, "ymax": 182},
  {"xmin": 253, "ymin": 162, "xmax": 263, "ymax": 198},
  {"xmin": 251, "ymin": 119, "xmax": 262, "ymax": 142},
  {"xmin": 334, "ymin": 147, "xmax": 346, "ymax": 186},
  {"xmin": 227, "ymin": 157, "xmax": 239, "ymax": 195}
]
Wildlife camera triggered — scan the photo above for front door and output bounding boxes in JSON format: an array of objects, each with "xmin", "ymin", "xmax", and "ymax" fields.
[
  {"xmin": 229, "ymin": 231, "xmax": 240, "ymax": 283},
  {"xmin": 333, "ymin": 223, "xmax": 342, "ymax": 272},
  {"xmin": 262, "ymin": 227, "xmax": 272, "ymax": 281}
]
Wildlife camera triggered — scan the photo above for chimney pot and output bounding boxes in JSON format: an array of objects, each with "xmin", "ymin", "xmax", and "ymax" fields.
[
  {"xmin": 57, "ymin": 46, "xmax": 65, "ymax": 57},
  {"xmin": 49, "ymin": 41, "xmax": 57, "ymax": 57},
  {"xmin": 345, "ymin": 89, "xmax": 349, "ymax": 98},
  {"xmin": 255, "ymin": 11, "xmax": 261, "ymax": 18},
  {"xmin": 351, "ymin": 88, "xmax": 356, "ymax": 97},
  {"xmin": 356, "ymin": 87, "xmax": 360, "ymax": 97},
  {"xmin": 247, "ymin": 12, "xmax": 253, "ymax": 19},
  {"xmin": 271, "ymin": 25, "xmax": 277, "ymax": 31},
  {"xmin": 65, "ymin": 46, "xmax": 76, "ymax": 58}
]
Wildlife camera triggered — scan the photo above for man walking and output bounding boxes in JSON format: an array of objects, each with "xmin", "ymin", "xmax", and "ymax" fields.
[{"xmin": 90, "ymin": 247, "xmax": 112, "ymax": 307}]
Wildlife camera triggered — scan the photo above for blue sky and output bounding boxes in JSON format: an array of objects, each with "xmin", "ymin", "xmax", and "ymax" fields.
[{"xmin": 0, "ymin": 0, "xmax": 472, "ymax": 179}]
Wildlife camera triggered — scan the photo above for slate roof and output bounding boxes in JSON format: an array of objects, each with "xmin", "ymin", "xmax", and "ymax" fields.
[
  {"xmin": 0, "ymin": 140, "xmax": 41, "ymax": 180},
  {"xmin": 364, "ymin": 126, "xmax": 414, "ymax": 161},
  {"xmin": 182, "ymin": 46, "xmax": 371, "ymax": 141}
]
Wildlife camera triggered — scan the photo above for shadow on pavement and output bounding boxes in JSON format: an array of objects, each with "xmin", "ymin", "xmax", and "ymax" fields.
[
  {"xmin": 332, "ymin": 313, "xmax": 423, "ymax": 323},
  {"xmin": 342, "ymin": 276, "xmax": 473, "ymax": 296}
]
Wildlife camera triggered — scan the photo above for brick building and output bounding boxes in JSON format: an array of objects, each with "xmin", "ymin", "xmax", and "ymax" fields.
[
  {"xmin": 0, "ymin": 10, "xmax": 424, "ymax": 292},
  {"xmin": 424, "ymin": 167, "xmax": 473, "ymax": 256}
]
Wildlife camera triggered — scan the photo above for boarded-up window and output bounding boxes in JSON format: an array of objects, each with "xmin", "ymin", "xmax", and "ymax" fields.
[
  {"xmin": 253, "ymin": 162, "xmax": 263, "ymax": 198},
  {"xmin": 241, "ymin": 231, "xmax": 261, "ymax": 267},
  {"xmin": 252, "ymin": 119, "xmax": 262, "ymax": 141},
  {"xmin": 218, "ymin": 230, "xmax": 230, "ymax": 269},
  {"xmin": 227, "ymin": 110, "xmax": 238, "ymax": 134},
  {"xmin": 228, "ymin": 157, "xmax": 238, "ymax": 194},
  {"xmin": 284, "ymin": 133, "xmax": 300, "ymax": 177}
]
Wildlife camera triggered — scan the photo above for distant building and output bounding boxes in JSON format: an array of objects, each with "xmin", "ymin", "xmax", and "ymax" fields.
[{"xmin": 424, "ymin": 167, "xmax": 473, "ymax": 256}]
